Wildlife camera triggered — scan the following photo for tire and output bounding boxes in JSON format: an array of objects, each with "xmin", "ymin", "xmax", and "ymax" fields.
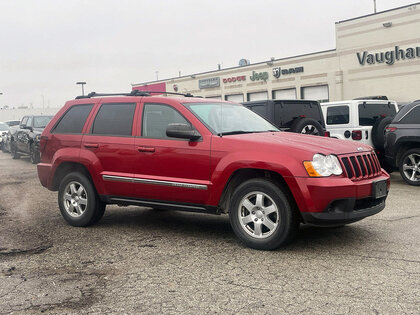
[
  {"xmin": 290, "ymin": 118, "xmax": 324, "ymax": 136},
  {"xmin": 58, "ymin": 172, "xmax": 106, "ymax": 226},
  {"xmin": 10, "ymin": 141, "xmax": 20, "ymax": 159},
  {"xmin": 372, "ymin": 116, "xmax": 393, "ymax": 150},
  {"xmin": 229, "ymin": 178, "xmax": 299, "ymax": 250},
  {"xmin": 398, "ymin": 148, "xmax": 420, "ymax": 186},
  {"xmin": 30, "ymin": 144, "xmax": 40, "ymax": 164}
]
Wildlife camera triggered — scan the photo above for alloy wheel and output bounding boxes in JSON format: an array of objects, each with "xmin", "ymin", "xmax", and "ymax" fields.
[
  {"xmin": 402, "ymin": 153, "xmax": 420, "ymax": 183},
  {"xmin": 301, "ymin": 125, "xmax": 320, "ymax": 135},
  {"xmin": 237, "ymin": 191, "xmax": 279, "ymax": 239},
  {"xmin": 63, "ymin": 181, "xmax": 88, "ymax": 217}
]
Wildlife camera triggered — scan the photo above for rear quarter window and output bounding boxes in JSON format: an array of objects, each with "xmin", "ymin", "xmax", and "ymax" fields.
[
  {"xmin": 326, "ymin": 106, "xmax": 349, "ymax": 125},
  {"xmin": 398, "ymin": 105, "xmax": 420, "ymax": 124},
  {"xmin": 53, "ymin": 104, "xmax": 94, "ymax": 134}
]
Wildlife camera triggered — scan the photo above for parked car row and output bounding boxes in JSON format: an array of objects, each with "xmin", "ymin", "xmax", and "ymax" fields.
[{"xmin": 0, "ymin": 116, "xmax": 53, "ymax": 163}]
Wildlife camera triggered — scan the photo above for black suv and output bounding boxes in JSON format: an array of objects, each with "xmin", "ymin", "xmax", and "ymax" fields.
[
  {"xmin": 10, "ymin": 115, "xmax": 53, "ymax": 164},
  {"xmin": 242, "ymin": 100, "xmax": 326, "ymax": 136},
  {"xmin": 385, "ymin": 100, "xmax": 420, "ymax": 185}
]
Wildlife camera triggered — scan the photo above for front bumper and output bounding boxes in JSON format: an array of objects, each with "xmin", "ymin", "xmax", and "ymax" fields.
[
  {"xmin": 286, "ymin": 171, "xmax": 390, "ymax": 226},
  {"xmin": 301, "ymin": 197, "xmax": 385, "ymax": 226}
]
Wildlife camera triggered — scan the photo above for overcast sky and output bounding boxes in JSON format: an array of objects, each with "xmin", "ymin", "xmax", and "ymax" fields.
[{"xmin": 0, "ymin": 0, "xmax": 416, "ymax": 108}]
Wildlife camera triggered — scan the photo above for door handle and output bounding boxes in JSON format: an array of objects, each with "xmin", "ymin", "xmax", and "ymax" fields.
[
  {"xmin": 138, "ymin": 146, "xmax": 155, "ymax": 152},
  {"xmin": 84, "ymin": 143, "xmax": 99, "ymax": 148}
]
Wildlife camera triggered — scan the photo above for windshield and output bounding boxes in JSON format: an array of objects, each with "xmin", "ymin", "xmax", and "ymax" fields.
[
  {"xmin": 33, "ymin": 116, "xmax": 52, "ymax": 128},
  {"xmin": 0, "ymin": 123, "xmax": 9, "ymax": 131},
  {"xmin": 186, "ymin": 102, "xmax": 278, "ymax": 135},
  {"xmin": 6, "ymin": 120, "xmax": 20, "ymax": 126}
]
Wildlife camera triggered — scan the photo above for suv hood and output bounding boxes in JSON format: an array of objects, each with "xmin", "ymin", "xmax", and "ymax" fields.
[{"xmin": 230, "ymin": 132, "xmax": 373, "ymax": 155}]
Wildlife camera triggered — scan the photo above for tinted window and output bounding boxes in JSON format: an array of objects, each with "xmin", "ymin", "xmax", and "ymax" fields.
[
  {"xmin": 274, "ymin": 101, "xmax": 324, "ymax": 128},
  {"xmin": 54, "ymin": 105, "xmax": 93, "ymax": 134},
  {"xmin": 92, "ymin": 103, "xmax": 135, "ymax": 136},
  {"xmin": 26, "ymin": 117, "xmax": 33, "ymax": 127},
  {"xmin": 6, "ymin": 121, "xmax": 20, "ymax": 126},
  {"xmin": 358, "ymin": 103, "xmax": 397, "ymax": 126},
  {"xmin": 327, "ymin": 106, "xmax": 349, "ymax": 125},
  {"xmin": 142, "ymin": 104, "xmax": 189, "ymax": 139},
  {"xmin": 33, "ymin": 116, "xmax": 52, "ymax": 128},
  {"xmin": 249, "ymin": 105, "xmax": 267, "ymax": 118},
  {"xmin": 21, "ymin": 117, "xmax": 28, "ymax": 126},
  {"xmin": 399, "ymin": 106, "xmax": 420, "ymax": 124}
]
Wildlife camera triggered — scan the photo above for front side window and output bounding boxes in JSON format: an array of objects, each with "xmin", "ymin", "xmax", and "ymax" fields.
[
  {"xmin": 187, "ymin": 102, "xmax": 278, "ymax": 135},
  {"xmin": 92, "ymin": 103, "xmax": 136, "ymax": 136},
  {"xmin": 33, "ymin": 116, "xmax": 53, "ymax": 128},
  {"xmin": 142, "ymin": 104, "xmax": 189, "ymax": 139},
  {"xmin": 26, "ymin": 117, "xmax": 33, "ymax": 127},
  {"xmin": 327, "ymin": 106, "xmax": 350, "ymax": 125},
  {"xmin": 54, "ymin": 104, "xmax": 93, "ymax": 134}
]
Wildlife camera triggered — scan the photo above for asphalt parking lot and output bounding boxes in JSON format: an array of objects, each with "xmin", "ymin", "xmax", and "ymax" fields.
[{"xmin": 0, "ymin": 153, "xmax": 419, "ymax": 314}]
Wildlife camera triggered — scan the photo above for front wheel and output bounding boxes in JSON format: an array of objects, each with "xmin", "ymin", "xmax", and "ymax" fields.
[
  {"xmin": 58, "ymin": 172, "xmax": 106, "ymax": 226},
  {"xmin": 229, "ymin": 179, "xmax": 298, "ymax": 250},
  {"xmin": 399, "ymin": 148, "xmax": 420, "ymax": 186}
]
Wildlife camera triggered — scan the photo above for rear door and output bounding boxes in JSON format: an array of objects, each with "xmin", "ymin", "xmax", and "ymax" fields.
[
  {"xmin": 323, "ymin": 104, "xmax": 351, "ymax": 139},
  {"xmin": 81, "ymin": 101, "xmax": 138, "ymax": 198},
  {"xmin": 133, "ymin": 101, "xmax": 211, "ymax": 205},
  {"xmin": 15, "ymin": 116, "xmax": 28, "ymax": 152}
]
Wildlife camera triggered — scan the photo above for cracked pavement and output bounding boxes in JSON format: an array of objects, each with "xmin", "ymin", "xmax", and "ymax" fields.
[{"xmin": 0, "ymin": 153, "xmax": 419, "ymax": 314}]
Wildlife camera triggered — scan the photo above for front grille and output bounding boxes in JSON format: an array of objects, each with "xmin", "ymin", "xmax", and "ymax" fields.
[{"xmin": 340, "ymin": 151, "xmax": 381, "ymax": 181}]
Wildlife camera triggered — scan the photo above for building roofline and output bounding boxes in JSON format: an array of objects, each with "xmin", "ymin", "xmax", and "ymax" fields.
[
  {"xmin": 336, "ymin": 2, "xmax": 420, "ymax": 24},
  {"xmin": 131, "ymin": 48, "xmax": 336, "ymax": 86}
]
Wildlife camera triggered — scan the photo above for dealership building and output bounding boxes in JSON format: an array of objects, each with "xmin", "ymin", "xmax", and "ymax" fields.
[{"xmin": 132, "ymin": 3, "xmax": 420, "ymax": 103}]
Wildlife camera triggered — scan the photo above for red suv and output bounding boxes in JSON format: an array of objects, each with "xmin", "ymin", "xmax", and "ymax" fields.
[{"xmin": 37, "ymin": 92, "xmax": 390, "ymax": 250}]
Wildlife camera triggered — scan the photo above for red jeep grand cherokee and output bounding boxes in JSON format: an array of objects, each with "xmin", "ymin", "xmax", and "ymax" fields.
[{"xmin": 37, "ymin": 92, "xmax": 390, "ymax": 250}]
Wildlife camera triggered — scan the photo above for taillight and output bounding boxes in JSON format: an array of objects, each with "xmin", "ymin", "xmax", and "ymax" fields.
[
  {"xmin": 324, "ymin": 131, "xmax": 331, "ymax": 137},
  {"xmin": 386, "ymin": 127, "xmax": 397, "ymax": 132},
  {"xmin": 352, "ymin": 130, "xmax": 362, "ymax": 140},
  {"xmin": 39, "ymin": 135, "xmax": 49, "ymax": 153}
]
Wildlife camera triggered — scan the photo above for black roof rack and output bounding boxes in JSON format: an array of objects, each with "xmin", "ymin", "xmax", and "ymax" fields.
[{"xmin": 75, "ymin": 90, "xmax": 196, "ymax": 99}]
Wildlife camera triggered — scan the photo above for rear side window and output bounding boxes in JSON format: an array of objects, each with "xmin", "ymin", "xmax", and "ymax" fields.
[
  {"xmin": 326, "ymin": 106, "xmax": 349, "ymax": 125},
  {"xmin": 54, "ymin": 104, "xmax": 93, "ymax": 134},
  {"xmin": 92, "ymin": 103, "xmax": 136, "ymax": 136},
  {"xmin": 399, "ymin": 106, "xmax": 420, "ymax": 124},
  {"xmin": 248, "ymin": 105, "xmax": 267, "ymax": 118},
  {"xmin": 358, "ymin": 103, "xmax": 396, "ymax": 126},
  {"xmin": 142, "ymin": 103, "xmax": 189, "ymax": 139}
]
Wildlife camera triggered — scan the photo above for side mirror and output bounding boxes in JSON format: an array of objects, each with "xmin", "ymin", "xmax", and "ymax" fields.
[
  {"xmin": 166, "ymin": 123, "xmax": 201, "ymax": 141},
  {"xmin": 22, "ymin": 125, "xmax": 33, "ymax": 131}
]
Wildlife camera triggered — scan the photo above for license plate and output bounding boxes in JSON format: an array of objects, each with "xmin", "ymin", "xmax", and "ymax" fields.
[{"xmin": 372, "ymin": 180, "xmax": 387, "ymax": 199}]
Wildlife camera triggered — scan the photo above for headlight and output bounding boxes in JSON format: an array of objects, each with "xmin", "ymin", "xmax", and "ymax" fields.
[{"xmin": 304, "ymin": 154, "xmax": 343, "ymax": 177}]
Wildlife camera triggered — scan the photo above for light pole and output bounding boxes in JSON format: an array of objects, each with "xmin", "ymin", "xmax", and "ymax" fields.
[{"xmin": 76, "ymin": 82, "xmax": 86, "ymax": 96}]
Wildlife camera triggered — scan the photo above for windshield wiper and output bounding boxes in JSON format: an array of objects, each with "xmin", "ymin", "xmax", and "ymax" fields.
[{"xmin": 219, "ymin": 130, "xmax": 278, "ymax": 136}]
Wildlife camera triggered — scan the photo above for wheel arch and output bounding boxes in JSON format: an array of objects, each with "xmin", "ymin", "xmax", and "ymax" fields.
[
  {"xmin": 52, "ymin": 161, "xmax": 94, "ymax": 191},
  {"xmin": 395, "ymin": 139, "xmax": 420, "ymax": 166},
  {"xmin": 217, "ymin": 168, "xmax": 302, "ymax": 221}
]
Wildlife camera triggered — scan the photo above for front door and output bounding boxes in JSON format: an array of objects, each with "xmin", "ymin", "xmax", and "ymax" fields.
[{"xmin": 133, "ymin": 102, "xmax": 211, "ymax": 205}]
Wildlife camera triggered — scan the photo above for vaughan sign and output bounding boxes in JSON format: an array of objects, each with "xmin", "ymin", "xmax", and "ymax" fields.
[{"xmin": 357, "ymin": 45, "xmax": 420, "ymax": 66}]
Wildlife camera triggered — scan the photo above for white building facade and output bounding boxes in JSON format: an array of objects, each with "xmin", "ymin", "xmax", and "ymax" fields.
[{"xmin": 132, "ymin": 3, "xmax": 420, "ymax": 103}]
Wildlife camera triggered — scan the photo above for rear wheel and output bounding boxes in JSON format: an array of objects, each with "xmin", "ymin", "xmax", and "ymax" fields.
[
  {"xmin": 229, "ymin": 179, "xmax": 298, "ymax": 250},
  {"xmin": 30, "ymin": 144, "xmax": 40, "ymax": 164},
  {"xmin": 58, "ymin": 172, "xmax": 106, "ymax": 226},
  {"xmin": 398, "ymin": 148, "xmax": 420, "ymax": 186}
]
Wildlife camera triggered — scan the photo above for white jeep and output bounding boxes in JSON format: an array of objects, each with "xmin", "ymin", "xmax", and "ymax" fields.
[{"xmin": 321, "ymin": 99, "xmax": 398, "ymax": 165}]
